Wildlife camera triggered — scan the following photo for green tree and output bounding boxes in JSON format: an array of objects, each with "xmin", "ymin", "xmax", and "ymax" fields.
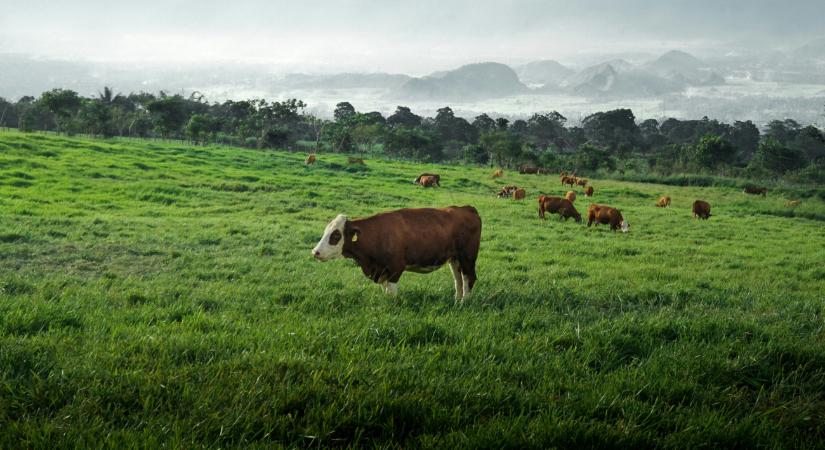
[
  {"xmin": 752, "ymin": 138, "xmax": 806, "ymax": 174},
  {"xmin": 692, "ymin": 135, "xmax": 737, "ymax": 169},
  {"xmin": 147, "ymin": 95, "xmax": 187, "ymax": 139},
  {"xmin": 40, "ymin": 89, "xmax": 82, "ymax": 134},
  {"xmin": 333, "ymin": 102, "xmax": 356, "ymax": 123},
  {"xmin": 386, "ymin": 106, "xmax": 421, "ymax": 128}
]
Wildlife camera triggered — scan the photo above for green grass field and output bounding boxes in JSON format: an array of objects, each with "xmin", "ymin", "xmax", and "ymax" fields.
[{"xmin": 2, "ymin": 130, "xmax": 825, "ymax": 448}]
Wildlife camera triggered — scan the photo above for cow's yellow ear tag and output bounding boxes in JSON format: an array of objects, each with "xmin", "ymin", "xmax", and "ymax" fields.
[{"xmin": 351, "ymin": 234, "xmax": 358, "ymax": 242}]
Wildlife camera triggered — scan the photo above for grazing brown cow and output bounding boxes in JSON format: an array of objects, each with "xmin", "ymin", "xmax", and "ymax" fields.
[
  {"xmin": 417, "ymin": 175, "xmax": 439, "ymax": 187},
  {"xmin": 576, "ymin": 178, "xmax": 588, "ymax": 187},
  {"xmin": 562, "ymin": 176, "xmax": 577, "ymax": 187},
  {"xmin": 538, "ymin": 195, "xmax": 582, "ymax": 222},
  {"xmin": 692, "ymin": 200, "xmax": 711, "ymax": 219},
  {"xmin": 512, "ymin": 188, "xmax": 526, "ymax": 200},
  {"xmin": 519, "ymin": 166, "xmax": 539, "ymax": 174},
  {"xmin": 312, "ymin": 206, "xmax": 482, "ymax": 301},
  {"xmin": 565, "ymin": 191, "xmax": 577, "ymax": 203},
  {"xmin": 414, "ymin": 173, "xmax": 441, "ymax": 187},
  {"xmin": 492, "ymin": 169, "xmax": 503, "ymax": 178},
  {"xmin": 347, "ymin": 157, "xmax": 365, "ymax": 164},
  {"xmin": 587, "ymin": 204, "xmax": 629, "ymax": 232},
  {"xmin": 497, "ymin": 185, "xmax": 519, "ymax": 198},
  {"xmin": 656, "ymin": 196, "xmax": 671, "ymax": 207},
  {"xmin": 305, "ymin": 154, "xmax": 316, "ymax": 165},
  {"xmin": 743, "ymin": 186, "xmax": 767, "ymax": 197},
  {"xmin": 785, "ymin": 200, "xmax": 801, "ymax": 208},
  {"xmin": 584, "ymin": 186, "xmax": 594, "ymax": 197}
]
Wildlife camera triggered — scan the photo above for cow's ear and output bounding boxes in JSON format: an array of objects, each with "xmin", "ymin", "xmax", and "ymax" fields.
[{"xmin": 345, "ymin": 223, "xmax": 360, "ymax": 243}]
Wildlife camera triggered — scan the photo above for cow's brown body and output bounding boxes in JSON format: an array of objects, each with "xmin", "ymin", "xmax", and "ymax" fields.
[
  {"xmin": 561, "ymin": 176, "xmax": 576, "ymax": 187},
  {"xmin": 414, "ymin": 173, "xmax": 441, "ymax": 186},
  {"xmin": 512, "ymin": 188, "xmax": 526, "ymax": 200},
  {"xmin": 492, "ymin": 169, "xmax": 503, "ymax": 178},
  {"xmin": 576, "ymin": 178, "xmax": 588, "ymax": 187},
  {"xmin": 692, "ymin": 200, "xmax": 711, "ymax": 219},
  {"xmin": 743, "ymin": 186, "xmax": 767, "ymax": 197},
  {"xmin": 785, "ymin": 200, "xmax": 801, "ymax": 208},
  {"xmin": 520, "ymin": 166, "xmax": 539, "ymax": 174},
  {"xmin": 497, "ymin": 185, "xmax": 518, "ymax": 198},
  {"xmin": 584, "ymin": 186, "xmax": 594, "ymax": 197},
  {"xmin": 656, "ymin": 196, "xmax": 671, "ymax": 207},
  {"xmin": 340, "ymin": 207, "xmax": 481, "ymax": 297},
  {"xmin": 587, "ymin": 204, "xmax": 626, "ymax": 231},
  {"xmin": 539, "ymin": 195, "xmax": 581, "ymax": 221},
  {"xmin": 305, "ymin": 154, "xmax": 316, "ymax": 165}
]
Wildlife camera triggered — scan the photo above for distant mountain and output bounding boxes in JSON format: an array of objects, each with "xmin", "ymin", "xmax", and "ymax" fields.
[
  {"xmin": 644, "ymin": 50, "xmax": 724, "ymax": 85},
  {"xmin": 553, "ymin": 62, "xmax": 684, "ymax": 97},
  {"xmin": 274, "ymin": 72, "xmax": 411, "ymax": 90},
  {"xmin": 793, "ymin": 38, "xmax": 825, "ymax": 61},
  {"xmin": 514, "ymin": 60, "xmax": 574, "ymax": 87},
  {"xmin": 392, "ymin": 62, "xmax": 529, "ymax": 102}
]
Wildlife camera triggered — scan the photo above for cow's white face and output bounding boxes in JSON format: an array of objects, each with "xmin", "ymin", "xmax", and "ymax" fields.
[
  {"xmin": 621, "ymin": 220, "xmax": 630, "ymax": 233},
  {"xmin": 312, "ymin": 214, "xmax": 347, "ymax": 261}
]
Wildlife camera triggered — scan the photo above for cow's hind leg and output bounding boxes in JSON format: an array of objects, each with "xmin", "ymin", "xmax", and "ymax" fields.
[{"xmin": 449, "ymin": 260, "xmax": 464, "ymax": 301}]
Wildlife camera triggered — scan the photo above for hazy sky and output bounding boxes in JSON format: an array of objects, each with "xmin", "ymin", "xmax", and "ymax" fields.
[{"xmin": 1, "ymin": 0, "xmax": 822, "ymax": 74}]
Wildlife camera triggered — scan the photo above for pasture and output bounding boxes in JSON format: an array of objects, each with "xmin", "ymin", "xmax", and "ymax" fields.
[{"xmin": 1, "ymin": 130, "xmax": 825, "ymax": 448}]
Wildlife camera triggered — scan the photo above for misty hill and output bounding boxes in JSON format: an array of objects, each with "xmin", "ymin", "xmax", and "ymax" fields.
[
  {"xmin": 392, "ymin": 62, "xmax": 529, "ymax": 102},
  {"xmin": 553, "ymin": 62, "xmax": 685, "ymax": 97},
  {"xmin": 793, "ymin": 38, "xmax": 825, "ymax": 61},
  {"xmin": 644, "ymin": 50, "xmax": 725, "ymax": 85},
  {"xmin": 273, "ymin": 72, "xmax": 411, "ymax": 90},
  {"xmin": 515, "ymin": 60, "xmax": 574, "ymax": 87}
]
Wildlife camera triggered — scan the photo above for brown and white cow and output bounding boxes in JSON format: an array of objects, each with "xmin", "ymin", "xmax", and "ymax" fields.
[
  {"xmin": 497, "ymin": 185, "xmax": 519, "ymax": 198},
  {"xmin": 576, "ymin": 178, "xmax": 588, "ymax": 187},
  {"xmin": 538, "ymin": 195, "xmax": 581, "ymax": 222},
  {"xmin": 743, "ymin": 186, "xmax": 767, "ymax": 197},
  {"xmin": 656, "ymin": 196, "xmax": 671, "ymax": 207},
  {"xmin": 312, "ymin": 207, "xmax": 481, "ymax": 301},
  {"xmin": 305, "ymin": 154, "xmax": 316, "ymax": 165},
  {"xmin": 584, "ymin": 186, "xmax": 594, "ymax": 197},
  {"xmin": 587, "ymin": 204, "xmax": 629, "ymax": 232},
  {"xmin": 692, "ymin": 200, "xmax": 711, "ymax": 219},
  {"xmin": 561, "ymin": 176, "xmax": 576, "ymax": 187},
  {"xmin": 512, "ymin": 188, "xmax": 526, "ymax": 200},
  {"xmin": 416, "ymin": 175, "xmax": 440, "ymax": 187},
  {"xmin": 414, "ymin": 173, "xmax": 441, "ymax": 186},
  {"xmin": 565, "ymin": 191, "xmax": 577, "ymax": 203},
  {"xmin": 519, "ymin": 166, "xmax": 539, "ymax": 174}
]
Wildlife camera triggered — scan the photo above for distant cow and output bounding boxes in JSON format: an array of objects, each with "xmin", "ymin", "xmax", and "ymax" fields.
[
  {"xmin": 576, "ymin": 178, "xmax": 588, "ymax": 187},
  {"xmin": 537, "ymin": 167, "xmax": 552, "ymax": 174},
  {"xmin": 785, "ymin": 200, "xmax": 801, "ymax": 208},
  {"xmin": 743, "ymin": 186, "xmax": 767, "ymax": 197},
  {"xmin": 538, "ymin": 195, "xmax": 581, "ymax": 222},
  {"xmin": 414, "ymin": 173, "xmax": 441, "ymax": 187},
  {"xmin": 519, "ymin": 166, "xmax": 539, "ymax": 174},
  {"xmin": 656, "ymin": 196, "xmax": 671, "ymax": 207},
  {"xmin": 565, "ymin": 191, "xmax": 577, "ymax": 203},
  {"xmin": 587, "ymin": 204, "xmax": 629, "ymax": 232},
  {"xmin": 512, "ymin": 188, "xmax": 526, "ymax": 200},
  {"xmin": 584, "ymin": 186, "xmax": 594, "ymax": 197},
  {"xmin": 692, "ymin": 200, "xmax": 711, "ymax": 219},
  {"xmin": 561, "ymin": 176, "xmax": 576, "ymax": 187},
  {"xmin": 348, "ymin": 157, "xmax": 365, "ymax": 165},
  {"xmin": 305, "ymin": 154, "xmax": 316, "ymax": 165},
  {"xmin": 312, "ymin": 206, "xmax": 481, "ymax": 301},
  {"xmin": 497, "ymin": 185, "xmax": 519, "ymax": 198},
  {"xmin": 492, "ymin": 169, "xmax": 503, "ymax": 178},
  {"xmin": 417, "ymin": 175, "xmax": 440, "ymax": 187}
]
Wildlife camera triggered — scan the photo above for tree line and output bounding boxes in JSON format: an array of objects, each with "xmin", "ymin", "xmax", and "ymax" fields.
[{"xmin": 1, "ymin": 88, "xmax": 823, "ymax": 183}]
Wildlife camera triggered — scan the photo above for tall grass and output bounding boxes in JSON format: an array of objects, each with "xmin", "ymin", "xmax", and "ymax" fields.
[{"xmin": 1, "ymin": 130, "xmax": 824, "ymax": 448}]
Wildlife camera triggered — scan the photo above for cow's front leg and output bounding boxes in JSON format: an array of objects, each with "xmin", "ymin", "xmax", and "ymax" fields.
[
  {"xmin": 449, "ymin": 260, "xmax": 464, "ymax": 301},
  {"xmin": 385, "ymin": 282, "xmax": 398, "ymax": 296}
]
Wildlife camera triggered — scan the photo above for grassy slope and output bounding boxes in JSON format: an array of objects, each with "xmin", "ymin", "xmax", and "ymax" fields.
[{"xmin": 1, "ymin": 130, "xmax": 824, "ymax": 448}]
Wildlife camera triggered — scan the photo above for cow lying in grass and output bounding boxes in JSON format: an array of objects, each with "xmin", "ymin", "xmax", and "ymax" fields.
[{"xmin": 312, "ymin": 206, "xmax": 482, "ymax": 302}]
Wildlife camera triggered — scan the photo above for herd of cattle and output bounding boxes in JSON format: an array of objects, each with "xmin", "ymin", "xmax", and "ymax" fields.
[{"xmin": 308, "ymin": 155, "xmax": 787, "ymax": 300}]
